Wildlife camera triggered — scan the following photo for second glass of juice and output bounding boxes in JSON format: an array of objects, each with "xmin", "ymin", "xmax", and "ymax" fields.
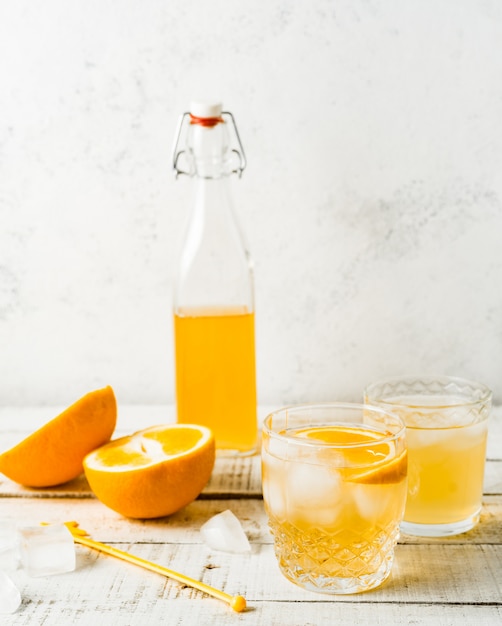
[
  {"xmin": 262, "ymin": 403, "xmax": 407, "ymax": 594},
  {"xmin": 365, "ymin": 375, "xmax": 491, "ymax": 537}
]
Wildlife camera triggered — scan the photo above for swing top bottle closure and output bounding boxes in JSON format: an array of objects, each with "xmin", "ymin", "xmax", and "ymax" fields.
[{"xmin": 172, "ymin": 102, "xmax": 257, "ymax": 455}]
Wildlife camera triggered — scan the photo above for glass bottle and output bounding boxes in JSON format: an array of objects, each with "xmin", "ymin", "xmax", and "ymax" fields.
[{"xmin": 171, "ymin": 101, "xmax": 257, "ymax": 455}]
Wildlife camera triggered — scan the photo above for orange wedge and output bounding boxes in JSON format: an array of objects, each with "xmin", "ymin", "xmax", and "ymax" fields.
[
  {"xmin": 0, "ymin": 386, "xmax": 117, "ymax": 488},
  {"xmin": 83, "ymin": 424, "xmax": 215, "ymax": 519}
]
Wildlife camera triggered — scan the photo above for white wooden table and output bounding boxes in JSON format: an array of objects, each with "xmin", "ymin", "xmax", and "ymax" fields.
[{"xmin": 0, "ymin": 405, "xmax": 501, "ymax": 625}]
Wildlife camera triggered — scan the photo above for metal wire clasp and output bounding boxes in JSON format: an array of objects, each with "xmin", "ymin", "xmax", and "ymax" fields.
[{"xmin": 171, "ymin": 111, "xmax": 247, "ymax": 179}]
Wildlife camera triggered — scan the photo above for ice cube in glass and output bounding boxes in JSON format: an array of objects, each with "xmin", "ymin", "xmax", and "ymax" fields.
[{"xmin": 286, "ymin": 460, "xmax": 343, "ymax": 526}]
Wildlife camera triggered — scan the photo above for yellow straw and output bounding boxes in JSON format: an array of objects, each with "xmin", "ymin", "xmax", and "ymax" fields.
[{"xmin": 60, "ymin": 522, "xmax": 247, "ymax": 613}]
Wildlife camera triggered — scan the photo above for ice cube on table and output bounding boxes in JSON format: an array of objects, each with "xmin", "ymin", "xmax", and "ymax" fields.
[
  {"xmin": 18, "ymin": 524, "xmax": 76, "ymax": 577},
  {"xmin": 0, "ymin": 521, "xmax": 20, "ymax": 571},
  {"xmin": 0, "ymin": 571, "xmax": 22, "ymax": 614},
  {"xmin": 200, "ymin": 510, "xmax": 251, "ymax": 554}
]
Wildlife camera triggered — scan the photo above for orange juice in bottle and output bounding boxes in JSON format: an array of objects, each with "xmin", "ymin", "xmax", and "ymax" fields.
[{"xmin": 172, "ymin": 102, "xmax": 257, "ymax": 454}]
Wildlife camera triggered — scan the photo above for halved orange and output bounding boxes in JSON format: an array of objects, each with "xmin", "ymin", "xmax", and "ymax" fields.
[
  {"xmin": 0, "ymin": 386, "xmax": 117, "ymax": 487},
  {"xmin": 83, "ymin": 424, "xmax": 215, "ymax": 519}
]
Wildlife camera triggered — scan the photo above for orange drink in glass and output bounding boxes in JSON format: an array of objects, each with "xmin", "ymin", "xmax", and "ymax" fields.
[
  {"xmin": 262, "ymin": 403, "xmax": 407, "ymax": 594},
  {"xmin": 365, "ymin": 376, "xmax": 491, "ymax": 536}
]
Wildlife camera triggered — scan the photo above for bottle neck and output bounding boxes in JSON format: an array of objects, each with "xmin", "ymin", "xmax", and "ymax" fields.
[
  {"xmin": 192, "ymin": 177, "xmax": 230, "ymax": 218},
  {"xmin": 187, "ymin": 121, "xmax": 230, "ymax": 179},
  {"xmin": 175, "ymin": 177, "xmax": 254, "ymax": 313}
]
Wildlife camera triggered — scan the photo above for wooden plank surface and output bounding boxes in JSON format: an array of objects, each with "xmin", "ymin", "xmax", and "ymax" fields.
[
  {"xmin": 2, "ymin": 518, "xmax": 502, "ymax": 624},
  {"xmin": 0, "ymin": 495, "xmax": 501, "ymax": 546},
  {"xmin": 5, "ymin": 540, "xmax": 502, "ymax": 605},
  {"xmin": 0, "ymin": 405, "xmax": 501, "ymax": 625}
]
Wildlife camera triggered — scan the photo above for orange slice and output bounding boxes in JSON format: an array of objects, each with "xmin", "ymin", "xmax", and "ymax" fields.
[
  {"xmin": 345, "ymin": 448, "xmax": 407, "ymax": 484},
  {"xmin": 293, "ymin": 426, "xmax": 407, "ymax": 485},
  {"xmin": 83, "ymin": 424, "xmax": 215, "ymax": 519},
  {"xmin": 0, "ymin": 386, "xmax": 117, "ymax": 487}
]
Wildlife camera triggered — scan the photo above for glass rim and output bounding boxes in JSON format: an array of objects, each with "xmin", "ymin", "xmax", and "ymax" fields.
[
  {"xmin": 263, "ymin": 402, "xmax": 406, "ymax": 450},
  {"xmin": 364, "ymin": 374, "xmax": 492, "ymax": 410}
]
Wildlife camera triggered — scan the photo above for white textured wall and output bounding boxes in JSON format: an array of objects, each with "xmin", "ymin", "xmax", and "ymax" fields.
[{"xmin": 1, "ymin": 1, "xmax": 502, "ymax": 406}]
